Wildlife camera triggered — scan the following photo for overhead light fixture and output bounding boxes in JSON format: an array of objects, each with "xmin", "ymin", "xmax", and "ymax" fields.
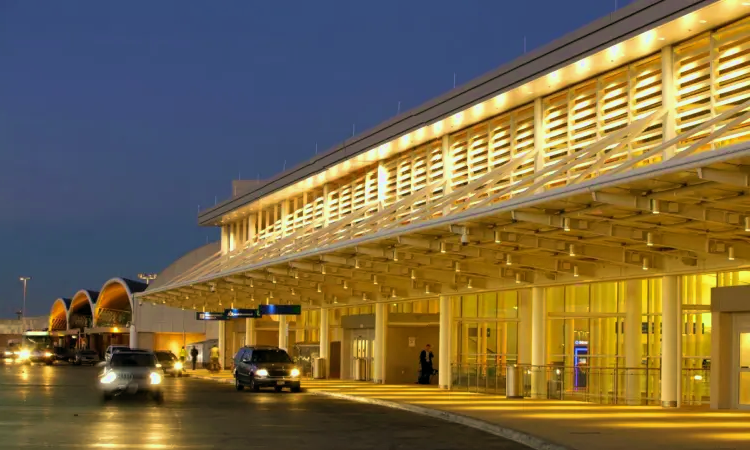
[
  {"xmin": 729, "ymin": 246, "xmax": 736, "ymax": 261},
  {"xmin": 250, "ymin": 293, "xmax": 255, "ymax": 302},
  {"xmin": 494, "ymin": 230, "xmax": 502, "ymax": 243},
  {"xmin": 317, "ymin": 283, "xmax": 322, "ymax": 293},
  {"xmin": 646, "ymin": 232, "xmax": 654, "ymax": 247},
  {"xmin": 269, "ymin": 292, "xmax": 274, "ymax": 299},
  {"xmin": 265, "ymin": 297, "xmax": 270, "ymax": 305},
  {"xmin": 467, "ymin": 278, "xmax": 473, "ymax": 289},
  {"xmin": 650, "ymin": 199, "xmax": 660, "ymax": 215},
  {"xmin": 391, "ymin": 288, "xmax": 397, "ymax": 299},
  {"xmin": 249, "ymin": 279, "xmax": 254, "ymax": 288},
  {"xmin": 294, "ymin": 270, "xmax": 299, "ymax": 279},
  {"xmin": 355, "ymin": 258, "xmax": 361, "ymax": 269},
  {"xmin": 440, "ymin": 242, "xmax": 447, "ymax": 253},
  {"xmin": 745, "ymin": 216, "xmax": 750, "ymax": 232},
  {"xmin": 320, "ymin": 264, "xmax": 326, "ymax": 275},
  {"xmin": 362, "ymin": 292, "xmax": 367, "ymax": 302},
  {"xmin": 291, "ymin": 288, "xmax": 296, "ymax": 296},
  {"xmin": 272, "ymin": 276, "xmax": 277, "ymax": 284},
  {"xmin": 333, "ymin": 296, "xmax": 338, "ymax": 304},
  {"xmin": 460, "ymin": 229, "xmax": 469, "ymax": 245},
  {"xmin": 425, "ymin": 284, "xmax": 431, "ymax": 294},
  {"xmin": 642, "ymin": 257, "xmax": 650, "ymax": 271},
  {"xmin": 372, "ymin": 274, "xmax": 378, "ymax": 285},
  {"xmin": 410, "ymin": 269, "xmax": 417, "ymax": 280},
  {"xmin": 515, "ymin": 273, "xmax": 522, "ymax": 284},
  {"xmin": 454, "ymin": 261, "xmax": 461, "ymax": 273},
  {"xmin": 699, "ymin": 19, "xmax": 707, "ymax": 23},
  {"xmin": 573, "ymin": 266, "xmax": 579, "ymax": 277},
  {"xmin": 569, "ymin": 244, "xmax": 576, "ymax": 257},
  {"xmin": 343, "ymin": 280, "xmax": 349, "ymax": 290},
  {"xmin": 563, "ymin": 218, "xmax": 571, "ymax": 232},
  {"xmin": 506, "ymin": 254, "xmax": 512, "ymax": 266},
  {"xmin": 392, "ymin": 250, "xmax": 398, "ymax": 262}
]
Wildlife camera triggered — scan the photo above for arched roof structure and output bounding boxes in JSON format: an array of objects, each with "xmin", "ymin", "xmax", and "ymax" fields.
[
  {"xmin": 94, "ymin": 278, "xmax": 147, "ymax": 328},
  {"xmin": 49, "ymin": 298, "xmax": 71, "ymax": 331},
  {"xmin": 68, "ymin": 290, "xmax": 98, "ymax": 330}
]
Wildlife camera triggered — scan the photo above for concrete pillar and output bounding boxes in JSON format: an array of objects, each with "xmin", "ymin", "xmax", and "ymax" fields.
[
  {"xmin": 218, "ymin": 320, "xmax": 226, "ymax": 370},
  {"xmin": 220, "ymin": 226, "xmax": 229, "ymax": 254},
  {"xmin": 320, "ymin": 308, "xmax": 329, "ymax": 378},
  {"xmin": 662, "ymin": 275, "xmax": 680, "ymax": 408},
  {"xmin": 518, "ymin": 290, "xmax": 532, "ymax": 366},
  {"xmin": 278, "ymin": 316, "xmax": 288, "ymax": 351},
  {"xmin": 531, "ymin": 286, "xmax": 547, "ymax": 398},
  {"xmin": 625, "ymin": 280, "xmax": 643, "ymax": 405},
  {"xmin": 439, "ymin": 295, "xmax": 452, "ymax": 389},
  {"xmin": 245, "ymin": 317, "xmax": 256, "ymax": 346},
  {"xmin": 129, "ymin": 324, "xmax": 137, "ymax": 349},
  {"xmin": 129, "ymin": 299, "xmax": 138, "ymax": 348},
  {"xmin": 374, "ymin": 302, "xmax": 388, "ymax": 384}
]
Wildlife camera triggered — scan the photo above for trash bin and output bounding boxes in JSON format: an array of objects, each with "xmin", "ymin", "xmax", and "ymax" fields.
[
  {"xmin": 506, "ymin": 365, "xmax": 524, "ymax": 399},
  {"xmin": 313, "ymin": 357, "xmax": 326, "ymax": 379},
  {"xmin": 353, "ymin": 358, "xmax": 368, "ymax": 381}
]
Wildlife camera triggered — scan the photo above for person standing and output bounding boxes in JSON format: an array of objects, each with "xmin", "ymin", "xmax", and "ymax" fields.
[
  {"xmin": 179, "ymin": 346, "xmax": 187, "ymax": 364},
  {"xmin": 418, "ymin": 344, "xmax": 434, "ymax": 384},
  {"xmin": 190, "ymin": 346, "xmax": 199, "ymax": 371},
  {"xmin": 209, "ymin": 344, "xmax": 220, "ymax": 372}
]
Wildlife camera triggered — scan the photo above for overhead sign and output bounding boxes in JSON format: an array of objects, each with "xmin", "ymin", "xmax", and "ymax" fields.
[
  {"xmin": 224, "ymin": 308, "xmax": 262, "ymax": 319},
  {"xmin": 259, "ymin": 304, "xmax": 302, "ymax": 315},
  {"xmin": 196, "ymin": 312, "xmax": 228, "ymax": 321}
]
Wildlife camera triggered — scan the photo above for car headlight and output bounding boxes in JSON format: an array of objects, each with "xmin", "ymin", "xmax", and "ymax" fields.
[
  {"xmin": 100, "ymin": 372, "xmax": 117, "ymax": 384},
  {"xmin": 290, "ymin": 368, "xmax": 300, "ymax": 377},
  {"xmin": 150, "ymin": 372, "xmax": 162, "ymax": 385},
  {"xmin": 18, "ymin": 350, "xmax": 30, "ymax": 360},
  {"xmin": 174, "ymin": 362, "xmax": 183, "ymax": 370},
  {"xmin": 155, "ymin": 363, "xmax": 162, "ymax": 368},
  {"xmin": 44, "ymin": 352, "xmax": 53, "ymax": 358},
  {"xmin": 256, "ymin": 369, "xmax": 269, "ymax": 377},
  {"xmin": 3, "ymin": 351, "xmax": 10, "ymax": 356}
]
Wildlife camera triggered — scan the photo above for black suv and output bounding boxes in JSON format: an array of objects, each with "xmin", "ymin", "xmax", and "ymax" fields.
[{"xmin": 233, "ymin": 346, "xmax": 301, "ymax": 393}]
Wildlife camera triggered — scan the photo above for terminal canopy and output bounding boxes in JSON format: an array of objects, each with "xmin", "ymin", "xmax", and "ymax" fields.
[
  {"xmin": 68, "ymin": 290, "xmax": 98, "ymax": 330},
  {"xmin": 49, "ymin": 298, "xmax": 71, "ymax": 331},
  {"xmin": 94, "ymin": 278, "xmax": 147, "ymax": 328}
]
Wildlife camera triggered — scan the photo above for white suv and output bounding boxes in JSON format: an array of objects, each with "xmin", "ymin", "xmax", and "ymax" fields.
[{"xmin": 105, "ymin": 345, "xmax": 130, "ymax": 362}]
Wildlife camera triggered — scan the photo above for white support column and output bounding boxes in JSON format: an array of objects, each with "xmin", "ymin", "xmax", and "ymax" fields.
[
  {"xmin": 377, "ymin": 162, "xmax": 387, "ymax": 211},
  {"xmin": 220, "ymin": 225, "xmax": 229, "ymax": 254},
  {"xmin": 662, "ymin": 275, "xmax": 680, "ymax": 408},
  {"xmin": 518, "ymin": 289, "xmax": 532, "ymax": 366},
  {"xmin": 374, "ymin": 302, "xmax": 388, "ymax": 384},
  {"xmin": 661, "ymin": 45, "xmax": 676, "ymax": 160},
  {"xmin": 218, "ymin": 320, "xmax": 226, "ymax": 370},
  {"xmin": 247, "ymin": 214, "xmax": 256, "ymax": 244},
  {"xmin": 245, "ymin": 317, "xmax": 256, "ymax": 346},
  {"xmin": 531, "ymin": 286, "xmax": 547, "ymax": 398},
  {"xmin": 441, "ymin": 135, "xmax": 453, "ymax": 216},
  {"xmin": 129, "ymin": 324, "xmax": 137, "ymax": 348},
  {"xmin": 129, "ymin": 297, "xmax": 138, "ymax": 348},
  {"xmin": 278, "ymin": 316, "xmax": 288, "ymax": 351},
  {"xmin": 322, "ymin": 184, "xmax": 331, "ymax": 227},
  {"xmin": 625, "ymin": 280, "xmax": 643, "ymax": 405},
  {"xmin": 320, "ymin": 308, "xmax": 330, "ymax": 378},
  {"xmin": 533, "ymin": 97, "xmax": 545, "ymax": 178},
  {"xmin": 439, "ymin": 295, "xmax": 452, "ymax": 389}
]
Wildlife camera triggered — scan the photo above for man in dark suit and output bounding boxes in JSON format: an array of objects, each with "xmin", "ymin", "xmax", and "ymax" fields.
[{"xmin": 418, "ymin": 344, "xmax": 434, "ymax": 384}]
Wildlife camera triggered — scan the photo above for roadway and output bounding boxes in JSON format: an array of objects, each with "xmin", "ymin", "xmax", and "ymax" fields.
[{"xmin": 0, "ymin": 363, "xmax": 529, "ymax": 449}]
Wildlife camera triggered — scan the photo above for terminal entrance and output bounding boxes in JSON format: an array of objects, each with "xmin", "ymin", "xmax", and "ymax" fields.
[
  {"xmin": 351, "ymin": 332, "xmax": 373, "ymax": 381},
  {"xmin": 735, "ymin": 327, "xmax": 750, "ymax": 410}
]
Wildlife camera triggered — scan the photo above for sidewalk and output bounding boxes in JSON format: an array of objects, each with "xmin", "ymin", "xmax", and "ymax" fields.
[{"xmin": 188, "ymin": 370, "xmax": 750, "ymax": 450}]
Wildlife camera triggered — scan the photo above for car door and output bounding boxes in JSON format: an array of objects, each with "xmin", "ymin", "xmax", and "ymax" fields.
[{"xmin": 237, "ymin": 349, "xmax": 252, "ymax": 382}]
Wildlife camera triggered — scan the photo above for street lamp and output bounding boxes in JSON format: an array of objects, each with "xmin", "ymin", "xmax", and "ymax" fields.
[
  {"xmin": 138, "ymin": 273, "xmax": 157, "ymax": 285},
  {"xmin": 19, "ymin": 276, "xmax": 30, "ymax": 330}
]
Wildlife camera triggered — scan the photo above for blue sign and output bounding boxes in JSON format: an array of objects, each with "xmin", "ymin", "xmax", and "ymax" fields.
[
  {"xmin": 259, "ymin": 304, "xmax": 302, "ymax": 315},
  {"xmin": 224, "ymin": 308, "xmax": 262, "ymax": 319},
  {"xmin": 196, "ymin": 312, "xmax": 228, "ymax": 321}
]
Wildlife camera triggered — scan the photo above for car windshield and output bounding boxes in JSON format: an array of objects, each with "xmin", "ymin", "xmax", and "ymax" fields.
[
  {"xmin": 251, "ymin": 349, "xmax": 292, "ymax": 363},
  {"xmin": 111, "ymin": 347, "xmax": 128, "ymax": 353},
  {"xmin": 110, "ymin": 353, "xmax": 156, "ymax": 367},
  {"xmin": 155, "ymin": 352, "xmax": 175, "ymax": 361}
]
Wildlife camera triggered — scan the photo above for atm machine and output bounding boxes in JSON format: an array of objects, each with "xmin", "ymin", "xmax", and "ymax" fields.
[{"xmin": 573, "ymin": 340, "xmax": 589, "ymax": 388}]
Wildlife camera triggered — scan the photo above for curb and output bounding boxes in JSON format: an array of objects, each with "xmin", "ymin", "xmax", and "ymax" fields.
[
  {"xmin": 191, "ymin": 375, "xmax": 569, "ymax": 450},
  {"xmin": 309, "ymin": 390, "xmax": 570, "ymax": 450}
]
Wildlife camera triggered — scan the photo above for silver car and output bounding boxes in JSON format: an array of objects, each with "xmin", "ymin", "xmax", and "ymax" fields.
[{"xmin": 99, "ymin": 351, "xmax": 164, "ymax": 403}]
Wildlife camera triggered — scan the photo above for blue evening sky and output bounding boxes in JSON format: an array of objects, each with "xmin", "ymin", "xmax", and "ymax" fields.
[{"xmin": 0, "ymin": 0, "xmax": 632, "ymax": 317}]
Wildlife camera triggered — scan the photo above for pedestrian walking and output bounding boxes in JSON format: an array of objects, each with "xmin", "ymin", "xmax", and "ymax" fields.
[
  {"xmin": 417, "ymin": 344, "xmax": 434, "ymax": 385},
  {"xmin": 190, "ymin": 346, "xmax": 199, "ymax": 370}
]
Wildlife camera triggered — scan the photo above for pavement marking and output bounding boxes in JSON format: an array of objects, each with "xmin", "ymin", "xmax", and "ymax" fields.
[{"xmin": 191, "ymin": 374, "xmax": 569, "ymax": 450}]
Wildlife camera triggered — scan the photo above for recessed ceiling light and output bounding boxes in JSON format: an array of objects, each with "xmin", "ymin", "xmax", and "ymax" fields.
[
  {"xmin": 699, "ymin": 19, "xmax": 707, "ymax": 23},
  {"xmin": 658, "ymin": 37, "xmax": 665, "ymax": 41}
]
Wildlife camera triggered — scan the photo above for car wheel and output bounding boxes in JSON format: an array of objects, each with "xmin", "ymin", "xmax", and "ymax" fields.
[
  {"xmin": 153, "ymin": 392, "xmax": 164, "ymax": 404},
  {"xmin": 177, "ymin": 372, "xmax": 182, "ymax": 378},
  {"xmin": 102, "ymin": 393, "xmax": 112, "ymax": 403},
  {"xmin": 291, "ymin": 385, "xmax": 301, "ymax": 393},
  {"xmin": 250, "ymin": 378, "xmax": 260, "ymax": 392},
  {"xmin": 235, "ymin": 378, "xmax": 244, "ymax": 391}
]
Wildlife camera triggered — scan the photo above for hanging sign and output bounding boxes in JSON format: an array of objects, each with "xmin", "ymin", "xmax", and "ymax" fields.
[
  {"xmin": 224, "ymin": 308, "xmax": 262, "ymax": 319},
  {"xmin": 259, "ymin": 304, "xmax": 302, "ymax": 315},
  {"xmin": 196, "ymin": 312, "xmax": 228, "ymax": 321}
]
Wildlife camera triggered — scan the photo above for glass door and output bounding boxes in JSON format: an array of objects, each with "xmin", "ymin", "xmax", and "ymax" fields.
[
  {"xmin": 737, "ymin": 330, "xmax": 750, "ymax": 409},
  {"xmin": 351, "ymin": 334, "xmax": 372, "ymax": 381}
]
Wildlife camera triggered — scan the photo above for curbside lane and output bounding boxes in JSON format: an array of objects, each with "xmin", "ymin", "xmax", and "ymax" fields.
[{"xmin": 191, "ymin": 374, "xmax": 569, "ymax": 450}]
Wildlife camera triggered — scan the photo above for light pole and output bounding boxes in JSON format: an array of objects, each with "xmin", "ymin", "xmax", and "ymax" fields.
[
  {"xmin": 138, "ymin": 273, "xmax": 157, "ymax": 285},
  {"xmin": 19, "ymin": 276, "xmax": 30, "ymax": 331}
]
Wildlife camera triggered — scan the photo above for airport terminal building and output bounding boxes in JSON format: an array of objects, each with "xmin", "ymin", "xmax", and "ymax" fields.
[{"xmin": 138, "ymin": 0, "xmax": 750, "ymax": 409}]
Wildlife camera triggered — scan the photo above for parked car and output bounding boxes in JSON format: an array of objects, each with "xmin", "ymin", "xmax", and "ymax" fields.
[
  {"xmin": 74, "ymin": 349, "xmax": 100, "ymax": 365},
  {"xmin": 104, "ymin": 345, "xmax": 130, "ymax": 362},
  {"xmin": 154, "ymin": 351, "xmax": 183, "ymax": 377},
  {"xmin": 233, "ymin": 346, "xmax": 301, "ymax": 393},
  {"xmin": 53, "ymin": 347, "xmax": 75, "ymax": 363},
  {"xmin": 99, "ymin": 350, "xmax": 163, "ymax": 403}
]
